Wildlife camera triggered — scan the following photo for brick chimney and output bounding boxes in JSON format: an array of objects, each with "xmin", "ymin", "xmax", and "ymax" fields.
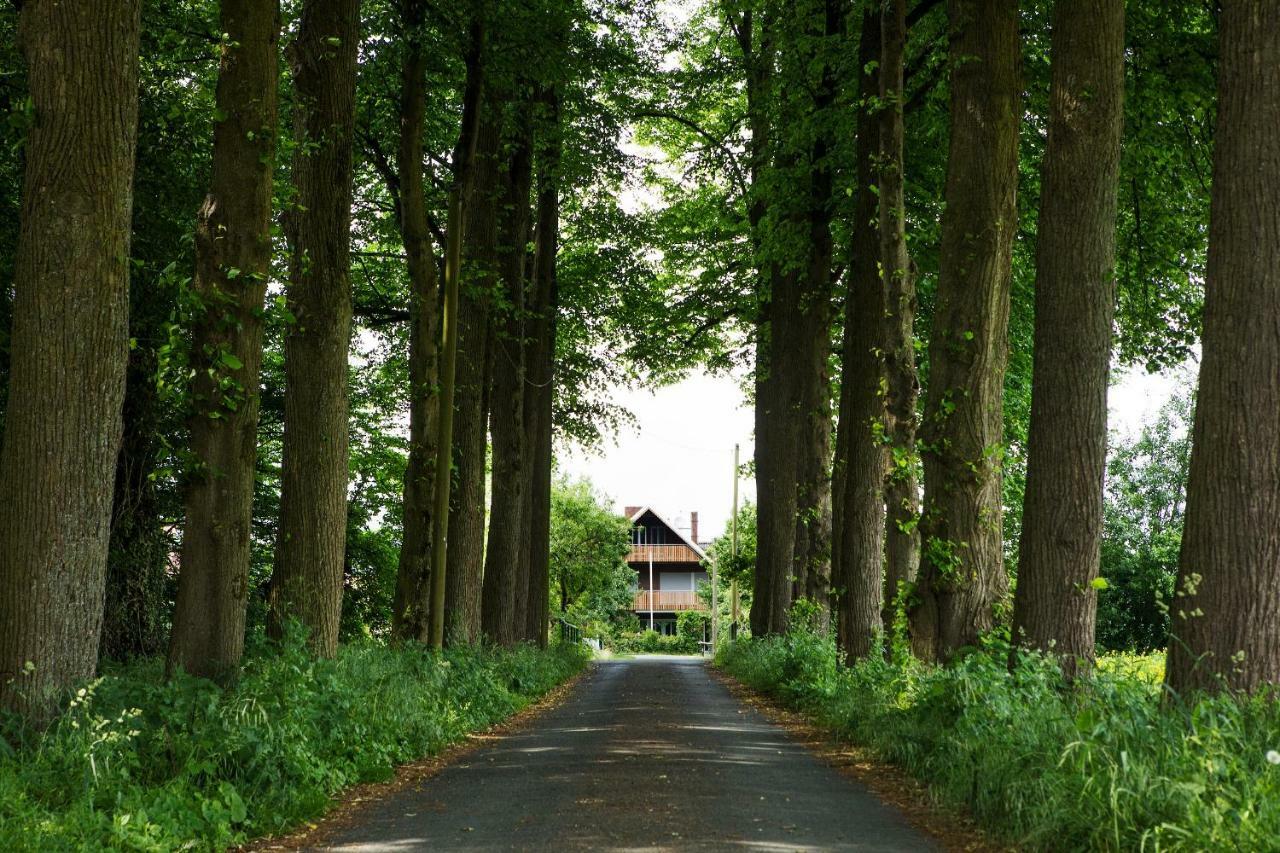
[
  {"xmin": 690, "ymin": 511, "xmax": 699, "ymax": 544},
  {"xmin": 624, "ymin": 505, "xmax": 641, "ymax": 518}
]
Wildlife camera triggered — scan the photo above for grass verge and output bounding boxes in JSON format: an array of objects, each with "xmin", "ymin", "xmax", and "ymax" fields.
[
  {"xmin": 0, "ymin": 636, "xmax": 590, "ymax": 851},
  {"xmin": 717, "ymin": 626, "xmax": 1280, "ymax": 850}
]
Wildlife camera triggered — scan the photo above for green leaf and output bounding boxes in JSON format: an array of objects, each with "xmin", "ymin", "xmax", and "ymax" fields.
[
  {"xmin": 1090, "ymin": 577, "xmax": 1110, "ymax": 591},
  {"xmin": 219, "ymin": 351, "xmax": 244, "ymax": 371}
]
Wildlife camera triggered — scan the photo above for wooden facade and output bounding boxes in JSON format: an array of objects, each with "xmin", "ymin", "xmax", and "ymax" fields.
[{"xmin": 626, "ymin": 506, "xmax": 709, "ymax": 632}]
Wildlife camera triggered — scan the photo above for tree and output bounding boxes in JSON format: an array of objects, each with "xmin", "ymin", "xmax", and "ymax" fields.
[
  {"xmin": 168, "ymin": 0, "xmax": 280, "ymax": 682},
  {"xmin": 1011, "ymin": 0, "xmax": 1124, "ymax": 676},
  {"xmin": 270, "ymin": 0, "xmax": 361, "ymax": 656},
  {"xmin": 0, "ymin": 0, "xmax": 142, "ymax": 721},
  {"xmin": 548, "ymin": 479, "xmax": 632, "ymax": 626},
  {"xmin": 911, "ymin": 0, "xmax": 1020, "ymax": 662},
  {"xmin": 1166, "ymin": 0, "xmax": 1280, "ymax": 696},
  {"xmin": 833, "ymin": 7, "xmax": 887, "ymax": 662},
  {"xmin": 481, "ymin": 109, "xmax": 534, "ymax": 647},
  {"xmin": 388, "ymin": 0, "xmax": 442, "ymax": 644}
]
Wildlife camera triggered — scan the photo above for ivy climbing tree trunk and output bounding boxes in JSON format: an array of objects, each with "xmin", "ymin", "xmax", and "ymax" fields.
[
  {"xmin": 834, "ymin": 9, "xmax": 887, "ymax": 662},
  {"xmin": 168, "ymin": 0, "xmax": 279, "ymax": 682},
  {"xmin": 522, "ymin": 85, "xmax": 561, "ymax": 647},
  {"xmin": 389, "ymin": 0, "xmax": 442, "ymax": 644},
  {"xmin": 911, "ymin": 0, "xmax": 1020, "ymax": 663},
  {"xmin": 878, "ymin": 0, "xmax": 920, "ymax": 640},
  {"xmin": 270, "ymin": 0, "xmax": 360, "ymax": 656},
  {"xmin": 482, "ymin": 114, "xmax": 533, "ymax": 647},
  {"xmin": 445, "ymin": 103, "xmax": 502, "ymax": 645},
  {"xmin": 1165, "ymin": 0, "xmax": 1280, "ymax": 696},
  {"xmin": 1012, "ymin": 0, "xmax": 1124, "ymax": 677},
  {"xmin": 0, "ymin": 0, "xmax": 141, "ymax": 723}
]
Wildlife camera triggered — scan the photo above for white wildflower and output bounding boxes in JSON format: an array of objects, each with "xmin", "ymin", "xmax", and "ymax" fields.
[{"xmin": 1266, "ymin": 750, "xmax": 1280, "ymax": 766}]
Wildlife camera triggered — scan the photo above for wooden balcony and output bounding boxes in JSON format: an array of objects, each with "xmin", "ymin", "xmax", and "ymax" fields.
[
  {"xmin": 627, "ymin": 543, "xmax": 701, "ymax": 564},
  {"xmin": 632, "ymin": 590, "xmax": 704, "ymax": 612}
]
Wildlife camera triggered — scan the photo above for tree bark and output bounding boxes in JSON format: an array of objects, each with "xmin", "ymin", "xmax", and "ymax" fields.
[
  {"xmin": 522, "ymin": 86, "xmax": 560, "ymax": 647},
  {"xmin": 270, "ymin": 0, "xmax": 360, "ymax": 656},
  {"xmin": 879, "ymin": 0, "xmax": 921, "ymax": 641},
  {"xmin": 0, "ymin": 0, "xmax": 141, "ymax": 723},
  {"xmin": 834, "ymin": 9, "xmax": 887, "ymax": 662},
  {"xmin": 1012, "ymin": 0, "xmax": 1124, "ymax": 677},
  {"xmin": 444, "ymin": 104, "xmax": 502, "ymax": 645},
  {"xmin": 168, "ymin": 0, "xmax": 279, "ymax": 682},
  {"xmin": 911, "ymin": 0, "xmax": 1019, "ymax": 663},
  {"xmin": 1165, "ymin": 0, "xmax": 1280, "ymax": 696},
  {"xmin": 482, "ymin": 112, "xmax": 533, "ymax": 647},
  {"xmin": 389, "ymin": 0, "xmax": 442, "ymax": 644}
]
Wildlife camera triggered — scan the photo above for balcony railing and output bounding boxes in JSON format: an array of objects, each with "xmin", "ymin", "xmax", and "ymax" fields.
[
  {"xmin": 627, "ymin": 543, "xmax": 701, "ymax": 564},
  {"xmin": 632, "ymin": 590, "xmax": 703, "ymax": 612}
]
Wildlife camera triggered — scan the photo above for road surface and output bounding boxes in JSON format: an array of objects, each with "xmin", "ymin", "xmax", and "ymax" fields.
[{"xmin": 325, "ymin": 656, "xmax": 936, "ymax": 852}]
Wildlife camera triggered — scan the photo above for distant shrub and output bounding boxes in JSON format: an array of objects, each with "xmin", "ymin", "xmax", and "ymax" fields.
[
  {"xmin": 0, "ymin": 634, "xmax": 588, "ymax": 851},
  {"xmin": 718, "ymin": 621, "xmax": 1280, "ymax": 850},
  {"xmin": 612, "ymin": 629, "xmax": 698, "ymax": 655}
]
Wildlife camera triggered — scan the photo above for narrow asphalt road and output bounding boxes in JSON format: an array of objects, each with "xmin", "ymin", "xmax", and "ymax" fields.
[{"xmin": 325, "ymin": 656, "xmax": 936, "ymax": 852}]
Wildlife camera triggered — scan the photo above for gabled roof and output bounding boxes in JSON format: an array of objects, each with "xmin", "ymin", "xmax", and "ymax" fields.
[{"xmin": 627, "ymin": 505, "xmax": 708, "ymax": 559}]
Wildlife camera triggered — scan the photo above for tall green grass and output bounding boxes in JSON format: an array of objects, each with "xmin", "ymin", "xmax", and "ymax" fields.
[
  {"xmin": 0, "ymin": 636, "xmax": 589, "ymax": 851},
  {"xmin": 718, "ymin": 626, "xmax": 1280, "ymax": 850}
]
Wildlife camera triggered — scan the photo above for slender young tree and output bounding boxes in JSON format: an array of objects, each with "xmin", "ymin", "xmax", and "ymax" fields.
[
  {"xmin": 911, "ymin": 0, "xmax": 1020, "ymax": 662},
  {"xmin": 0, "ymin": 0, "xmax": 142, "ymax": 722},
  {"xmin": 878, "ymin": 0, "xmax": 920, "ymax": 637},
  {"xmin": 270, "ymin": 0, "xmax": 361, "ymax": 655},
  {"xmin": 389, "ymin": 0, "xmax": 443, "ymax": 643},
  {"xmin": 1012, "ymin": 0, "xmax": 1124, "ymax": 676},
  {"xmin": 482, "ymin": 112, "xmax": 534, "ymax": 647},
  {"xmin": 833, "ymin": 8, "xmax": 887, "ymax": 661},
  {"xmin": 522, "ymin": 84, "xmax": 561, "ymax": 646},
  {"xmin": 1165, "ymin": 0, "xmax": 1280, "ymax": 696},
  {"xmin": 168, "ymin": 0, "xmax": 280, "ymax": 682},
  {"xmin": 444, "ymin": 102, "xmax": 502, "ymax": 645}
]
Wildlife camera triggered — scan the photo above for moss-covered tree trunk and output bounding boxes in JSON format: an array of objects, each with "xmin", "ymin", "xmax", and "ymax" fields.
[
  {"xmin": 1165, "ymin": 0, "xmax": 1280, "ymax": 696},
  {"xmin": 389, "ymin": 0, "xmax": 442, "ymax": 644},
  {"xmin": 911, "ymin": 0, "xmax": 1020, "ymax": 662},
  {"xmin": 270, "ymin": 0, "xmax": 360, "ymax": 656},
  {"xmin": 168, "ymin": 0, "xmax": 279, "ymax": 682},
  {"xmin": 0, "ymin": 0, "xmax": 141, "ymax": 723},
  {"xmin": 1012, "ymin": 0, "xmax": 1124, "ymax": 677},
  {"xmin": 834, "ymin": 10, "xmax": 887, "ymax": 661}
]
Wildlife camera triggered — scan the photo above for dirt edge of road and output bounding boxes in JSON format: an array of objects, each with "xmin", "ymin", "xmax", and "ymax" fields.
[
  {"xmin": 241, "ymin": 664, "xmax": 592, "ymax": 851},
  {"xmin": 708, "ymin": 666, "xmax": 1012, "ymax": 853}
]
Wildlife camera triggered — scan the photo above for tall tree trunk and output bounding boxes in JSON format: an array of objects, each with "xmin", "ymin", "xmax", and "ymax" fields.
[
  {"xmin": 522, "ymin": 86, "xmax": 560, "ymax": 647},
  {"xmin": 789, "ymin": 0, "xmax": 843, "ymax": 624},
  {"xmin": 879, "ymin": 0, "xmax": 920, "ymax": 640},
  {"xmin": 910, "ymin": 0, "xmax": 1020, "ymax": 663},
  {"xmin": 0, "ymin": 0, "xmax": 141, "ymax": 723},
  {"xmin": 389, "ymin": 0, "xmax": 442, "ymax": 644},
  {"xmin": 1012, "ymin": 0, "xmax": 1124, "ymax": 677},
  {"xmin": 270, "ymin": 0, "xmax": 360, "ymax": 656},
  {"xmin": 444, "ymin": 104, "xmax": 502, "ymax": 645},
  {"xmin": 1165, "ymin": 0, "xmax": 1280, "ymax": 696},
  {"xmin": 168, "ymin": 0, "xmax": 279, "ymax": 682},
  {"xmin": 482, "ymin": 114, "xmax": 533, "ymax": 647},
  {"xmin": 834, "ymin": 9, "xmax": 887, "ymax": 661}
]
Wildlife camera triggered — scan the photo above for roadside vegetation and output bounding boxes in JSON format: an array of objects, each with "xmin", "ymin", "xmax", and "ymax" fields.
[
  {"xmin": 0, "ymin": 637, "xmax": 588, "ymax": 851},
  {"xmin": 719, "ymin": 617, "xmax": 1280, "ymax": 851}
]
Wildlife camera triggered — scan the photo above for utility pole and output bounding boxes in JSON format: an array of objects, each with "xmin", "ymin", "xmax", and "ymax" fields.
[{"xmin": 730, "ymin": 443, "xmax": 740, "ymax": 638}]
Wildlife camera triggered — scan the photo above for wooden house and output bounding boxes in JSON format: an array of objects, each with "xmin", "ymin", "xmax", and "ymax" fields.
[{"xmin": 625, "ymin": 506, "xmax": 709, "ymax": 635}]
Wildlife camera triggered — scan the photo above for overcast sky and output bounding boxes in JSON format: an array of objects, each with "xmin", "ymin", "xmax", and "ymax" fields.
[{"xmin": 554, "ymin": 360, "xmax": 1192, "ymax": 545}]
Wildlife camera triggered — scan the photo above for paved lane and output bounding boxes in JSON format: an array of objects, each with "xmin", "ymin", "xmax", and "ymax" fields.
[{"xmin": 325, "ymin": 656, "xmax": 935, "ymax": 852}]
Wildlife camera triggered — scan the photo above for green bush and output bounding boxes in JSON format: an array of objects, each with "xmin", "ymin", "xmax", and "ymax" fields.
[
  {"xmin": 0, "ymin": 635, "xmax": 589, "ymax": 851},
  {"xmin": 718, "ymin": 623, "xmax": 1280, "ymax": 850},
  {"xmin": 612, "ymin": 629, "xmax": 699, "ymax": 655}
]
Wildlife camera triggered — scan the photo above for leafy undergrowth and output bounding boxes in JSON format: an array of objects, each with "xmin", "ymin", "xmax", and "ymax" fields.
[
  {"xmin": 718, "ymin": 626, "xmax": 1280, "ymax": 850},
  {"xmin": 0, "ymin": 636, "xmax": 589, "ymax": 851}
]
